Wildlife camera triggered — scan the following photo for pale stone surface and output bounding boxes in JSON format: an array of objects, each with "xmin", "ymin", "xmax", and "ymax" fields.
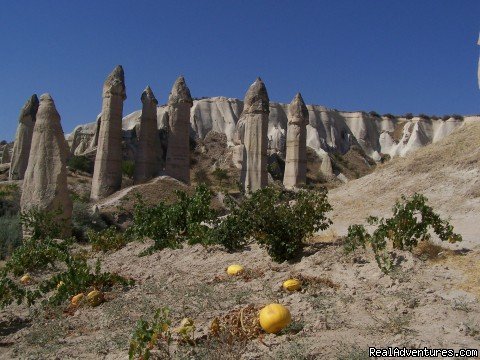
[
  {"xmin": 91, "ymin": 65, "xmax": 127, "ymax": 200},
  {"xmin": 0, "ymin": 144, "xmax": 11, "ymax": 164},
  {"xmin": 165, "ymin": 76, "xmax": 193, "ymax": 184},
  {"xmin": 283, "ymin": 93, "xmax": 308, "ymax": 189},
  {"xmin": 320, "ymin": 153, "xmax": 334, "ymax": 178},
  {"xmin": 134, "ymin": 86, "xmax": 161, "ymax": 184},
  {"xmin": 9, "ymin": 95, "xmax": 39, "ymax": 180},
  {"xmin": 241, "ymin": 78, "xmax": 269, "ymax": 192},
  {"xmin": 20, "ymin": 94, "xmax": 72, "ymax": 236}
]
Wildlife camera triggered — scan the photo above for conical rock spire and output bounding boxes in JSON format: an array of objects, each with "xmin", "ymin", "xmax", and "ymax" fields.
[
  {"xmin": 103, "ymin": 65, "xmax": 126, "ymax": 99},
  {"xmin": 168, "ymin": 76, "xmax": 192, "ymax": 105},
  {"xmin": 243, "ymin": 77, "xmax": 270, "ymax": 114}
]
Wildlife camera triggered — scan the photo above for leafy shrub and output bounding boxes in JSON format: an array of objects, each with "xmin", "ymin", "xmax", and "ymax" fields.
[
  {"xmin": 0, "ymin": 183, "xmax": 20, "ymax": 217},
  {"xmin": 404, "ymin": 113, "xmax": 414, "ymax": 120},
  {"xmin": 128, "ymin": 185, "xmax": 217, "ymax": 254},
  {"xmin": 67, "ymin": 155, "xmax": 92, "ymax": 173},
  {"xmin": 344, "ymin": 193, "xmax": 462, "ymax": 273},
  {"xmin": 382, "ymin": 113, "xmax": 395, "ymax": 119},
  {"xmin": 194, "ymin": 168, "xmax": 211, "ymax": 186},
  {"xmin": 129, "ymin": 307, "xmax": 173, "ymax": 359},
  {"xmin": 209, "ymin": 187, "xmax": 332, "ymax": 262},
  {"xmin": 368, "ymin": 111, "xmax": 380, "ymax": 118},
  {"xmin": 0, "ymin": 214, "xmax": 22, "ymax": 260},
  {"xmin": 72, "ymin": 201, "xmax": 108, "ymax": 241},
  {"xmin": 418, "ymin": 113, "xmax": 430, "ymax": 120},
  {"xmin": 87, "ymin": 226, "xmax": 130, "ymax": 252},
  {"xmin": 20, "ymin": 208, "xmax": 63, "ymax": 240},
  {"xmin": 41, "ymin": 257, "xmax": 133, "ymax": 306},
  {"xmin": 122, "ymin": 160, "xmax": 135, "ymax": 179},
  {"xmin": 212, "ymin": 167, "xmax": 229, "ymax": 187}
]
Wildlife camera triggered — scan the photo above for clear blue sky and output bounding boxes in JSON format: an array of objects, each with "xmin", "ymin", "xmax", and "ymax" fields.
[{"xmin": 1, "ymin": 1, "xmax": 479, "ymax": 141}]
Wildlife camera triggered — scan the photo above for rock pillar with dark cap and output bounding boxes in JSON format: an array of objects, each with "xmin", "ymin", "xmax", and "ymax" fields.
[
  {"xmin": 283, "ymin": 93, "xmax": 308, "ymax": 189},
  {"xmin": 241, "ymin": 78, "xmax": 269, "ymax": 192},
  {"xmin": 9, "ymin": 95, "xmax": 39, "ymax": 180},
  {"xmin": 165, "ymin": 76, "xmax": 193, "ymax": 184},
  {"xmin": 91, "ymin": 65, "xmax": 126, "ymax": 200},
  {"xmin": 134, "ymin": 86, "xmax": 161, "ymax": 184},
  {"xmin": 20, "ymin": 94, "xmax": 72, "ymax": 236}
]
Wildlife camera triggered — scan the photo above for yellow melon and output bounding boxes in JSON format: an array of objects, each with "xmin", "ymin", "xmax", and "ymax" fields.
[
  {"xmin": 226, "ymin": 264, "xmax": 244, "ymax": 276},
  {"xmin": 87, "ymin": 290, "xmax": 104, "ymax": 307},
  {"xmin": 71, "ymin": 293, "xmax": 84, "ymax": 306},
  {"xmin": 259, "ymin": 303, "xmax": 291, "ymax": 334},
  {"xmin": 20, "ymin": 274, "xmax": 31, "ymax": 285},
  {"xmin": 282, "ymin": 279, "xmax": 302, "ymax": 291}
]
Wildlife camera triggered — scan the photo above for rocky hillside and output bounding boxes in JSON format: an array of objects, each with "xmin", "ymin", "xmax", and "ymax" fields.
[
  {"xmin": 67, "ymin": 97, "xmax": 479, "ymax": 162},
  {"xmin": 328, "ymin": 118, "xmax": 480, "ymax": 249}
]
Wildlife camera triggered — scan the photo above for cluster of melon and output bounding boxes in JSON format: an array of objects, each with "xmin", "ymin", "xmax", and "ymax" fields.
[
  {"xmin": 20, "ymin": 273, "xmax": 104, "ymax": 307},
  {"xmin": 226, "ymin": 264, "xmax": 302, "ymax": 334}
]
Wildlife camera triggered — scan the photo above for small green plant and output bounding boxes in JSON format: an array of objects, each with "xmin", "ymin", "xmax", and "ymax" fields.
[
  {"xmin": 129, "ymin": 307, "xmax": 173, "ymax": 360},
  {"xmin": 87, "ymin": 226, "xmax": 129, "ymax": 252},
  {"xmin": 72, "ymin": 201, "xmax": 108, "ymax": 241},
  {"xmin": 212, "ymin": 167, "xmax": 229, "ymax": 187},
  {"xmin": 67, "ymin": 155, "xmax": 92, "ymax": 173},
  {"xmin": 344, "ymin": 193, "xmax": 462, "ymax": 273},
  {"xmin": 0, "ymin": 214, "xmax": 22, "ymax": 260},
  {"xmin": 20, "ymin": 207, "xmax": 63, "ymax": 240},
  {"xmin": 122, "ymin": 160, "xmax": 135, "ymax": 179},
  {"xmin": 129, "ymin": 185, "xmax": 217, "ymax": 254}
]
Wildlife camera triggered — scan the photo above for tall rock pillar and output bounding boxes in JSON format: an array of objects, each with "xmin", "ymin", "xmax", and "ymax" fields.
[
  {"xmin": 165, "ymin": 76, "xmax": 193, "ymax": 184},
  {"xmin": 134, "ymin": 86, "xmax": 161, "ymax": 184},
  {"xmin": 283, "ymin": 93, "xmax": 308, "ymax": 189},
  {"xmin": 91, "ymin": 65, "xmax": 126, "ymax": 200},
  {"xmin": 20, "ymin": 94, "xmax": 72, "ymax": 236},
  {"xmin": 241, "ymin": 78, "xmax": 269, "ymax": 192},
  {"xmin": 9, "ymin": 95, "xmax": 39, "ymax": 180}
]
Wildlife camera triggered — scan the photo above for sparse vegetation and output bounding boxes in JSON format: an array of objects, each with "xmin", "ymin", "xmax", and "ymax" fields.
[
  {"xmin": 344, "ymin": 193, "xmax": 462, "ymax": 273},
  {"xmin": 72, "ymin": 201, "xmax": 108, "ymax": 241},
  {"xmin": 122, "ymin": 160, "xmax": 135, "ymax": 179},
  {"xmin": 88, "ymin": 226, "xmax": 130, "ymax": 252},
  {"xmin": 67, "ymin": 155, "xmax": 92, "ymax": 173}
]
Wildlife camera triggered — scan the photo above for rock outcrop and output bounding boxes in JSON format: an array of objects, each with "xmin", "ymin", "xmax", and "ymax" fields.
[
  {"xmin": 9, "ymin": 95, "xmax": 39, "ymax": 180},
  {"xmin": 0, "ymin": 144, "xmax": 11, "ymax": 164},
  {"xmin": 134, "ymin": 86, "xmax": 161, "ymax": 184},
  {"xmin": 241, "ymin": 78, "xmax": 269, "ymax": 192},
  {"xmin": 165, "ymin": 76, "xmax": 193, "ymax": 184},
  {"xmin": 91, "ymin": 65, "xmax": 127, "ymax": 200},
  {"xmin": 283, "ymin": 93, "xmax": 308, "ymax": 189},
  {"xmin": 20, "ymin": 94, "xmax": 72, "ymax": 236},
  {"xmin": 70, "ymin": 97, "xmax": 471, "ymax": 165},
  {"xmin": 320, "ymin": 153, "xmax": 334, "ymax": 178}
]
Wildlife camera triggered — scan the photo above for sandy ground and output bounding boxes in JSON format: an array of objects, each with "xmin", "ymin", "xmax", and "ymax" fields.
[{"xmin": 0, "ymin": 238, "xmax": 479, "ymax": 359}]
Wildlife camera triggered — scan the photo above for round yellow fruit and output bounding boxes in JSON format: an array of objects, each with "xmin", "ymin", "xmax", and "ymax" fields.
[
  {"xmin": 283, "ymin": 279, "xmax": 302, "ymax": 292},
  {"xmin": 71, "ymin": 293, "xmax": 84, "ymax": 306},
  {"xmin": 87, "ymin": 290, "xmax": 104, "ymax": 307},
  {"xmin": 227, "ymin": 264, "xmax": 244, "ymax": 276},
  {"xmin": 259, "ymin": 303, "xmax": 292, "ymax": 334},
  {"xmin": 20, "ymin": 274, "xmax": 31, "ymax": 285}
]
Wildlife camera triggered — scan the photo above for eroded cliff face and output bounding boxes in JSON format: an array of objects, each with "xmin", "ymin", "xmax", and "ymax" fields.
[{"xmin": 67, "ymin": 96, "xmax": 478, "ymax": 162}]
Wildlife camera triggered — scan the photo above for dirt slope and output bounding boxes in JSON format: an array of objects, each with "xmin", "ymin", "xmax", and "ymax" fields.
[{"xmin": 328, "ymin": 120, "xmax": 480, "ymax": 249}]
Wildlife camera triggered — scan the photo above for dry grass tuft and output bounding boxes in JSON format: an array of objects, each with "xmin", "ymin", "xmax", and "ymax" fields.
[
  {"xmin": 413, "ymin": 240, "xmax": 454, "ymax": 262},
  {"xmin": 293, "ymin": 274, "xmax": 340, "ymax": 291},
  {"xmin": 208, "ymin": 304, "xmax": 262, "ymax": 343}
]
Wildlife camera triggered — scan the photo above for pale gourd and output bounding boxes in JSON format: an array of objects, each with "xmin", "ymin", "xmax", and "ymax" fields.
[
  {"xmin": 227, "ymin": 264, "xmax": 244, "ymax": 276},
  {"xmin": 282, "ymin": 279, "xmax": 302, "ymax": 291},
  {"xmin": 20, "ymin": 274, "xmax": 31, "ymax": 285},
  {"xmin": 71, "ymin": 293, "xmax": 84, "ymax": 306},
  {"xmin": 259, "ymin": 303, "xmax": 291, "ymax": 334},
  {"xmin": 87, "ymin": 290, "xmax": 104, "ymax": 307}
]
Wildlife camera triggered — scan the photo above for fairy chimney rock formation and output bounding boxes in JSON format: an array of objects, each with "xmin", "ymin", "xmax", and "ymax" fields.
[
  {"xmin": 20, "ymin": 94, "xmax": 72, "ymax": 236},
  {"xmin": 91, "ymin": 65, "xmax": 126, "ymax": 200},
  {"xmin": 1, "ymin": 144, "xmax": 10, "ymax": 164},
  {"xmin": 241, "ymin": 78, "xmax": 269, "ymax": 192},
  {"xmin": 320, "ymin": 153, "xmax": 334, "ymax": 178},
  {"xmin": 283, "ymin": 93, "xmax": 308, "ymax": 189},
  {"xmin": 134, "ymin": 86, "xmax": 161, "ymax": 184},
  {"xmin": 9, "ymin": 94, "xmax": 39, "ymax": 180},
  {"xmin": 165, "ymin": 76, "xmax": 193, "ymax": 184}
]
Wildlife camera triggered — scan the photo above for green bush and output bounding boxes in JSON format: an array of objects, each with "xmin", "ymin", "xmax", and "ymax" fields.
[
  {"xmin": 0, "ymin": 183, "xmax": 20, "ymax": 217},
  {"xmin": 87, "ymin": 226, "xmax": 130, "ymax": 252},
  {"xmin": 72, "ymin": 201, "xmax": 108, "ymax": 241},
  {"xmin": 20, "ymin": 208, "xmax": 63, "ymax": 240},
  {"xmin": 128, "ymin": 185, "xmax": 217, "ymax": 254},
  {"xmin": 129, "ymin": 307, "xmax": 173, "ymax": 359},
  {"xmin": 209, "ymin": 187, "xmax": 333, "ymax": 262},
  {"xmin": 212, "ymin": 167, "xmax": 229, "ymax": 186},
  {"xmin": 344, "ymin": 193, "xmax": 462, "ymax": 273},
  {"xmin": 122, "ymin": 160, "xmax": 135, "ymax": 179},
  {"xmin": 0, "ymin": 214, "xmax": 22, "ymax": 260},
  {"xmin": 67, "ymin": 155, "xmax": 92, "ymax": 173}
]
